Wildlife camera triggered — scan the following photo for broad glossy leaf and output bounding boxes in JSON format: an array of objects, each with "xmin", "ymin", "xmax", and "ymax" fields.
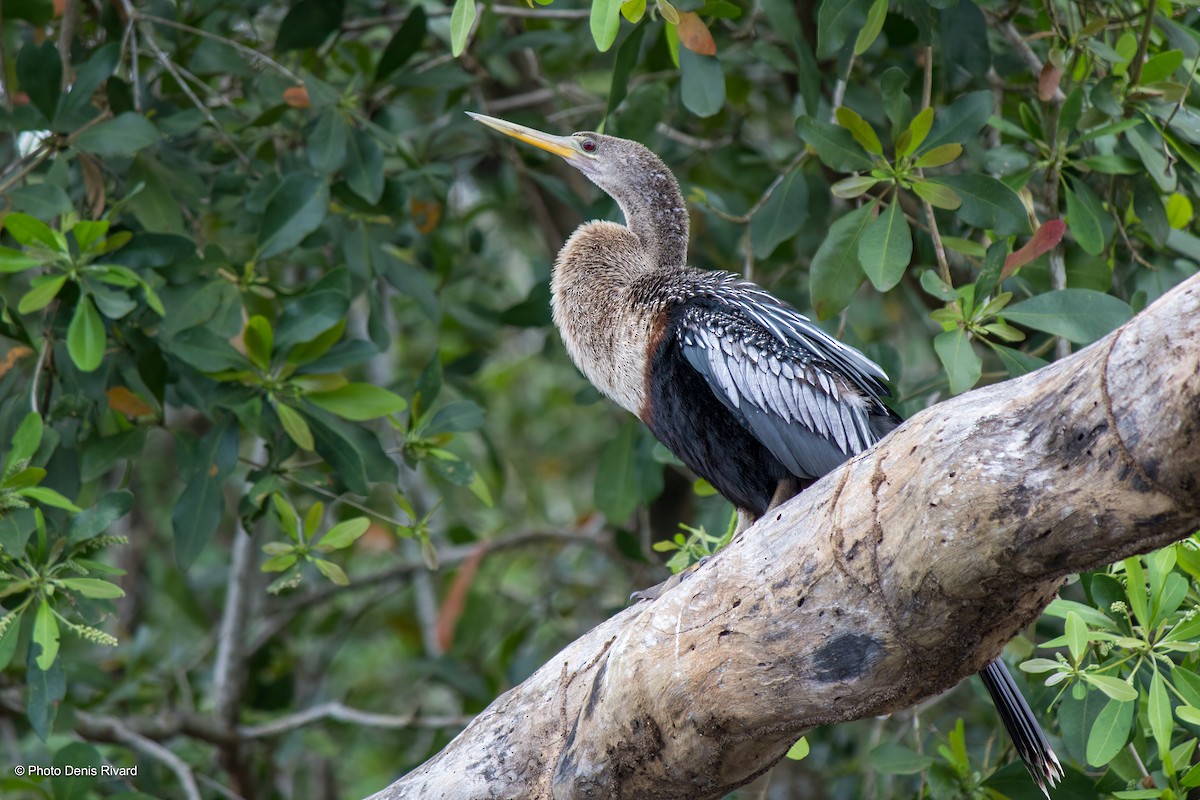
[
  {"xmin": 275, "ymin": 402, "xmax": 315, "ymax": 451},
  {"xmin": 1064, "ymin": 176, "xmax": 1105, "ymax": 255},
  {"xmin": 73, "ymin": 112, "xmax": 159, "ymax": 158},
  {"xmin": 171, "ymin": 327, "xmax": 248, "ymax": 373},
  {"xmin": 306, "ymin": 406, "xmax": 398, "ymax": 495},
  {"xmin": 0, "ymin": 245, "xmax": 41, "ymax": 272},
  {"xmin": 1004, "ymin": 289, "xmax": 1132, "ymax": 344},
  {"xmin": 317, "ymin": 517, "xmax": 370, "ymax": 550},
  {"xmin": 604, "ymin": 22, "xmax": 648, "ymax": 123},
  {"xmin": 425, "ymin": 400, "xmax": 485, "ymax": 435},
  {"xmin": 257, "ymin": 173, "xmax": 330, "ymax": 259},
  {"xmin": 859, "ymin": 200, "xmax": 911, "ymax": 291},
  {"xmin": 345, "ymin": 129, "xmax": 384, "ymax": 204},
  {"xmin": 936, "ymin": 174, "xmax": 1029, "ymax": 235},
  {"xmin": 751, "ymin": 166, "xmax": 808, "ymax": 258},
  {"xmin": 830, "ymin": 176, "xmax": 879, "ymax": 199},
  {"xmin": 67, "ymin": 296, "xmax": 106, "ymax": 372},
  {"xmin": 1085, "ymin": 674, "xmax": 1138, "ymax": 702},
  {"xmin": 306, "ymin": 383, "xmax": 407, "ymax": 421},
  {"xmin": 68, "ymin": 491, "xmax": 133, "ymax": 543},
  {"xmin": 16, "ymin": 40, "xmax": 61, "ymax": 124},
  {"xmin": 19, "ymin": 487, "xmax": 82, "ymax": 512},
  {"xmin": 934, "ymin": 329, "xmax": 981, "ymax": 395},
  {"xmin": 853, "ymin": 0, "xmax": 886, "ymax": 56},
  {"xmin": 58, "ymin": 578, "xmax": 125, "ymax": 599},
  {"xmin": 1128, "ymin": 123, "xmax": 1176, "ymax": 193},
  {"xmin": 5, "ymin": 212, "xmax": 63, "ymax": 251},
  {"xmin": 1086, "ymin": 697, "xmax": 1133, "ymax": 767},
  {"xmin": 795, "ymin": 117, "xmax": 874, "ymax": 171},
  {"xmin": 171, "ymin": 475, "xmax": 224, "ymax": 569},
  {"xmin": 33, "ymin": 600, "xmax": 59, "ymax": 670},
  {"xmin": 8, "ymin": 184, "xmax": 72, "ymax": 220},
  {"xmin": 56, "ymin": 43, "xmax": 119, "ymax": 130},
  {"xmin": 307, "ymin": 112, "xmax": 348, "ymax": 174},
  {"xmin": 679, "ymin": 48, "xmax": 725, "ymax": 118},
  {"xmin": 816, "ymin": 0, "xmax": 871, "ymax": 58},
  {"xmin": 910, "ymin": 180, "xmax": 961, "ymax": 210},
  {"xmin": 244, "ymin": 316, "xmax": 273, "ymax": 371},
  {"xmin": 835, "ymin": 107, "xmax": 882, "ymax": 155},
  {"xmin": 919, "ymin": 91, "xmax": 992, "ymax": 154},
  {"xmin": 809, "ymin": 203, "xmax": 873, "ymax": 319},
  {"xmin": 376, "ymin": 7, "xmax": 427, "ymax": 81},
  {"xmin": 914, "ymin": 143, "xmax": 962, "ymax": 168},
  {"xmin": 590, "ymin": 0, "xmax": 621, "ymax": 51}
]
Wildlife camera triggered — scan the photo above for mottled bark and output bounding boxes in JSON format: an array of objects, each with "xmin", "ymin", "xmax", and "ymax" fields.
[{"xmin": 370, "ymin": 274, "xmax": 1200, "ymax": 800}]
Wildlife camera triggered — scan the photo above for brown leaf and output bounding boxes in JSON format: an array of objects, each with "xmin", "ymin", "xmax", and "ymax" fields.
[
  {"xmin": 106, "ymin": 386, "xmax": 154, "ymax": 418},
  {"xmin": 1038, "ymin": 61, "xmax": 1060, "ymax": 102},
  {"xmin": 1002, "ymin": 219, "xmax": 1066, "ymax": 279},
  {"xmin": 436, "ymin": 545, "xmax": 486, "ymax": 652},
  {"xmin": 676, "ymin": 12, "xmax": 716, "ymax": 56},
  {"xmin": 79, "ymin": 153, "xmax": 106, "ymax": 219},
  {"xmin": 410, "ymin": 198, "xmax": 443, "ymax": 234},
  {"xmin": 0, "ymin": 347, "xmax": 33, "ymax": 378},
  {"xmin": 283, "ymin": 85, "xmax": 310, "ymax": 108}
]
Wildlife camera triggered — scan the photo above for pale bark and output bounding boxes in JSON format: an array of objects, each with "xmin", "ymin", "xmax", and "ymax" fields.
[{"xmin": 370, "ymin": 273, "xmax": 1200, "ymax": 800}]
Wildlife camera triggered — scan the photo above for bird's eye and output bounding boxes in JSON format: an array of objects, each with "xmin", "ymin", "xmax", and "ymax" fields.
[{"xmin": 581, "ymin": 138, "xmax": 597, "ymax": 153}]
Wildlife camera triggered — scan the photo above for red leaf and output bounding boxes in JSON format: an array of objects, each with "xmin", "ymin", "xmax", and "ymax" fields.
[
  {"xmin": 677, "ymin": 12, "xmax": 716, "ymax": 56},
  {"xmin": 435, "ymin": 545, "xmax": 486, "ymax": 652},
  {"xmin": 1038, "ymin": 61, "xmax": 1061, "ymax": 102},
  {"xmin": 1002, "ymin": 219, "xmax": 1066, "ymax": 279}
]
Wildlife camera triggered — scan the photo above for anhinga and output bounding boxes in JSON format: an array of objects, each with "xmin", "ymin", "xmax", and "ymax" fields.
[{"xmin": 470, "ymin": 111, "xmax": 1064, "ymax": 795}]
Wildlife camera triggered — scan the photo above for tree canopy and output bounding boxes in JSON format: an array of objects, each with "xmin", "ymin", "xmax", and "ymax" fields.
[{"xmin": 1, "ymin": 0, "xmax": 1199, "ymax": 798}]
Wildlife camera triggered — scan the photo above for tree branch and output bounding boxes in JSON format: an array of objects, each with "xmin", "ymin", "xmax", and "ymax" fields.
[{"xmin": 369, "ymin": 273, "xmax": 1200, "ymax": 800}]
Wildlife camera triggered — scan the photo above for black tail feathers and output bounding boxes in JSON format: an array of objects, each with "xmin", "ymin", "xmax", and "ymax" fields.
[{"xmin": 979, "ymin": 659, "xmax": 1063, "ymax": 797}]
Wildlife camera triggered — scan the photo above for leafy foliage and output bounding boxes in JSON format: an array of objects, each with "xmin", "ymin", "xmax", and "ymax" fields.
[{"xmin": 0, "ymin": 0, "xmax": 1197, "ymax": 798}]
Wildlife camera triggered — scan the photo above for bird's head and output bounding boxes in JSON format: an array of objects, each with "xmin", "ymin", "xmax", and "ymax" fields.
[{"xmin": 468, "ymin": 112, "xmax": 668, "ymax": 201}]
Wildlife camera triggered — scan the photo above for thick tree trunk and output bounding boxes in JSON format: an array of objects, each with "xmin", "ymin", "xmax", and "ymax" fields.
[{"xmin": 370, "ymin": 274, "xmax": 1200, "ymax": 800}]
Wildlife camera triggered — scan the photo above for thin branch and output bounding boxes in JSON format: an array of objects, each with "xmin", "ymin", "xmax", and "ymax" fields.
[
  {"xmin": 73, "ymin": 710, "xmax": 203, "ymax": 800},
  {"xmin": 29, "ymin": 336, "xmax": 50, "ymax": 414},
  {"xmin": 916, "ymin": 45, "xmax": 951, "ymax": 285},
  {"xmin": 493, "ymin": 5, "xmax": 592, "ymax": 18},
  {"xmin": 656, "ymin": 124, "xmax": 733, "ymax": 152},
  {"xmin": 58, "ymin": 0, "xmax": 78, "ymax": 93},
  {"xmin": 0, "ymin": 147, "xmax": 54, "ymax": 198},
  {"xmin": 994, "ymin": 18, "xmax": 1066, "ymax": 102},
  {"xmin": 239, "ymin": 702, "xmax": 471, "ymax": 739},
  {"xmin": 140, "ymin": 13, "xmax": 303, "ymax": 85},
  {"xmin": 213, "ymin": 519, "xmax": 257, "ymax": 729},
  {"xmin": 1127, "ymin": 1, "xmax": 1157, "ymax": 88}
]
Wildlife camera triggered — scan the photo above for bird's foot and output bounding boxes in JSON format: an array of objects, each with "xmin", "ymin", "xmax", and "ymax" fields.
[{"xmin": 629, "ymin": 556, "xmax": 711, "ymax": 603}]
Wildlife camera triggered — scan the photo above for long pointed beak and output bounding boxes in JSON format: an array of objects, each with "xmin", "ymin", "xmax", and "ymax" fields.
[{"xmin": 467, "ymin": 112, "xmax": 582, "ymax": 162}]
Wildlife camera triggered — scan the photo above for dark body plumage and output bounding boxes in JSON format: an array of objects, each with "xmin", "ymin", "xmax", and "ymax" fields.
[{"xmin": 469, "ymin": 113, "xmax": 1061, "ymax": 796}]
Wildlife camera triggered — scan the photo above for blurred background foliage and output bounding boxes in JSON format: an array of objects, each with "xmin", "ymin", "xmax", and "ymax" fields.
[{"xmin": 0, "ymin": 0, "xmax": 1198, "ymax": 797}]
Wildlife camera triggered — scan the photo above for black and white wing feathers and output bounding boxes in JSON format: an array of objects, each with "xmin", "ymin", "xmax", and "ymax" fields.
[{"xmin": 673, "ymin": 274, "xmax": 891, "ymax": 481}]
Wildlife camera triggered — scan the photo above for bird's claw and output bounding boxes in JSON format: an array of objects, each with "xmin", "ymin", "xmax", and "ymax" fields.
[{"xmin": 629, "ymin": 556, "xmax": 712, "ymax": 603}]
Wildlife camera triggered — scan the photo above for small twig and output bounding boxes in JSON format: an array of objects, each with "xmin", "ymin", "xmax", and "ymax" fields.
[
  {"xmin": 140, "ymin": 13, "xmax": 303, "ymax": 84},
  {"xmin": 0, "ymin": 147, "xmax": 53, "ymax": 198},
  {"xmin": 213, "ymin": 514, "xmax": 260, "ymax": 729},
  {"xmin": 655, "ymin": 124, "xmax": 732, "ymax": 151},
  {"xmin": 29, "ymin": 337, "xmax": 50, "ymax": 414},
  {"xmin": 916, "ymin": 46, "xmax": 951, "ymax": 284},
  {"xmin": 74, "ymin": 710, "xmax": 203, "ymax": 800},
  {"xmin": 58, "ymin": 0, "xmax": 78, "ymax": 93},
  {"xmin": 493, "ymin": 5, "xmax": 591, "ymax": 18},
  {"xmin": 830, "ymin": 57, "xmax": 854, "ymax": 121},
  {"xmin": 239, "ymin": 702, "xmax": 471, "ymax": 738},
  {"xmin": 1127, "ymin": 1, "xmax": 1157, "ymax": 88}
]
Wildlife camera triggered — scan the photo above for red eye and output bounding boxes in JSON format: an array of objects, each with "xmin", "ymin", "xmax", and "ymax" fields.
[{"xmin": 581, "ymin": 139, "xmax": 597, "ymax": 153}]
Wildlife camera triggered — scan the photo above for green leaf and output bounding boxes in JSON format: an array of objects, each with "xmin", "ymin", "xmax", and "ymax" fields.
[
  {"xmin": 306, "ymin": 383, "xmax": 407, "ymax": 421},
  {"xmin": 919, "ymin": 270, "xmax": 956, "ymax": 303},
  {"xmin": 604, "ymin": 23, "xmax": 648, "ymax": 124},
  {"xmin": 1087, "ymin": 697, "xmax": 1134, "ymax": 767},
  {"xmin": 171, "ymin": 327, "xmax": 248, "ymax": 373},
  {"xmin": 796, "ymin": 117, "xmax": 874, "ymax": 171},
  {"xmin": 1150, "ymin": 671, "xmax": 1173, "ymax": 758},
  {"xmin": 934, "ymin": 329, "xmax": 982, "ymax": 395},
  {"xmin": 899, "ymin": 107, "xmax": 933, "ymax": 158},
  {"xmin": 262, "ymin": 553, "xmax": 299, "ymax": 572},
  {"xmin": 67, "ymin": 491, "xmax": 133, "ymax": 543},
  {"xmin": 1084, "ymin": 674, "xmax": 1139, "ymax": 702},
  {"xmin": 809, "ymin": 203, "xmax": 873, "ymax": 319},
  {"xmin": 1065, "ymin": 611, "xmax": 1087, "ymax": 664},
  {"xmin": 595, "ymin": 421, "xmax": 640, "ymax": 521},
  {"xmin": 1140, "ymin": 50, "xmax": 1183, "ymax": 85},
  {"xmin": 590, "ymin": 0, "xmax": 621, "ymax": 51},
  {"xmin": 935, "ymin": 174, "xmax": 1030, "ymax": 235},
  {"xmin": 67, "ymin": 296, "xmax": 106, "ymax": 372},
  {"xmin": 72, "ymin": 112, "xmax": 159, "ymax": 157},
  {"xmin": 16, "ymin": 40, "xmax": 61, "ymax": 124},
  {"xmin": 1128, "ymin": 123, "xmax": 1176, "ymax": 194},
  {"xmin": 853, "ymin": 0, "xmax": 887, "ymax": 56},
  {"xmin": 785, "ymin": 736, "xmax": 810, "ymax": 761},
  {"xmin": 9, "ymin": 411, "xmax": 44, "ymax": 467},
  {"xmin": 375, "ymin": 6, "xmax": 427, "ymax": 81},
  {"xmin": 1178, "ymin": 706, "xmax": 1200, "ymax": 727},
  {"xmin": 306, "ymin": 406, "xmax": 398, "ymax": 495},
  {"xmin": 1004, "ymin": 289, "xmax": 1133, "ymax": 345},
  {"xmin": 835, "ymin": 107, "xmax": 882, "ymax": 155},
  {"xmin": 172, "ymin": 473, "xmax": 223, "ymax": 570},
  {"xmin": 679, "ymin": 48, "xmax": 725, "ymax": 118},
  {"xmin": 244, "ymin": 316, "xmax": 273, "ymax": 371},
  {"xmin": 345, "ymin": 128, "xmax": 384, "ymax": 204},
  {"xmin": 307, "ymin": 111, "xmax": 348, "ymax": 174},
  {"xmin": 830, "ymin": 176, "xmax": 879, "ymax": 199},
  {"xmin": 33, "ymin": 599, "xmax": 59, "ymax": 670},
  {"xmin": 318, "ymin": 517, "xmax": 370, "ymax": 550},
  {"xmin": 974, "ymin": 240, "xmax": 1007, "ymax": 304},
  {"xmin": 276, "ymin": 402, "xmax": 315, "ymax": 451},
  {"xmin": 919, "ymin": 91, "xmax": 992, "ymax": 154},
  {"xmin": 751, "ymin": 166, "xmax": 808, "ymax": 258},
  {"xmin": 56, "ymin": 43, "xmax": 119, "ymax": 130},
  {"xmin": 1124, "ymin": 556, "xmax": 1149, "ymax": 625},
  {"xmin": 816, "ymin": 0, "xmax": 872, "ymax": 58},
  {"xmin": 257, "ymin": 173, "xmax": 330, "ymax": 259},
  {"xmin": 8, "ymin": 184, "xmax": 73, "ymax": 220},
  {"xmin": 0, "ymin": 245, "xmax": 42, "ymax": 272},
  {"xmin": 19, "ymin": 487, "xmax": 82, "ymax": 512},
  {"xmin": 58, "ymin": 578, "xmax": 125, "ymax": 599},
  {"xmin": 1064, "ymin": 176, "xmax": 1106, "ymax": 256},
  {"xmin": 276, "ymin": 0, "xmax": 344, "ymax": 51},
  {"xmin": 869, "ymin": 742, "xmax": 936, "ymax": 774},
  {"xmin": 859, "ymin": 200, "xmax": 912, "ymax": 291},
  {"xmin": 910, "ymin": 180, "xmax": 962, "ymax": 210},
  {"xmin": 5, "ymin": 212, "xmax": 64, "ymax": 251},
  {"xmin": 425, "ymin": 400, "xmax": 485, "ymax": 435},
  {"xmin": 914, "ymin": 143, "xmax": 962, "ymax": 169},
  {"xmin": 313, "ymin": 558, "xmax": 349, "ymax": 586},
  {"xmin": 52, "ymin": 742, "xmax": 102, "ymax": 800}
]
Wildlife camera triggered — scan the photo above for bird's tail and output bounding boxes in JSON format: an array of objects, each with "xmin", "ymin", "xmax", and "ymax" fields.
[{"xmin": 979, "ymin": 659, "xmax": 1063, "ymax": 797}]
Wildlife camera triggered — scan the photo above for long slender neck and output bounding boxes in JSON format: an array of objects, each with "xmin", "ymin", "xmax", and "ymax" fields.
[{"xmin": 609, "ymin": 169, "xmax": 689, "ymax": 272}]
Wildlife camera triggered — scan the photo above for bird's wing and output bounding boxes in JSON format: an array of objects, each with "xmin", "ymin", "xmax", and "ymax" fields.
[{"xmin": 673, "ymin": 278, "xmax": 886, "ymax": 480}]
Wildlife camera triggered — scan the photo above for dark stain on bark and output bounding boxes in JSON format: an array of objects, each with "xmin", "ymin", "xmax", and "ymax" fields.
[{"xmin": 812, "ymin": 632, "xmax": 882, "ymax": 682}]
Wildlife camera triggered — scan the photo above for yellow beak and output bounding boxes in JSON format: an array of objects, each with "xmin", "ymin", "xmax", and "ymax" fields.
[{"xmin": 467, "ymin": 112, "xmax": 582, "ymax": 161}]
